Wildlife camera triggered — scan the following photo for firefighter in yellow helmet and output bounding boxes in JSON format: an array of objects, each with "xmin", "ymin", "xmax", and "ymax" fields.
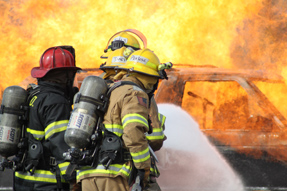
[
  {"xmin": 100, "ymin": 31, "xmax": 140, "ymax": 59},
  {"xmin": 100, "ymin": 30, "xmax": 167, "ymax": 149},
  {"xmin": 99, "ymin": 46, "xmax": 135, "ymax": 84},
  {"xmin": 117, "ymin": 50, "xmax": 171, "ymax": 191},
  {"xmin": 100, "ymin": 30, "xmax": 167, "ymax": 190},
  {"xmin": 77, "ymin": 49, "xmax": 167, "ymax": 191},
  {"xmin": 101, "ymin": 35, "xmax": 168, "ymax": 190},
  {"xmin": 100, "ymin": 29, "xmax": 147, "ymax": 59}
]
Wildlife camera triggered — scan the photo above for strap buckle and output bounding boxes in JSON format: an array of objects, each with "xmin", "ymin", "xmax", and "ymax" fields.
[{"xmin": 49, "ymin": 157, "xmax": 57, "ymax": 166}]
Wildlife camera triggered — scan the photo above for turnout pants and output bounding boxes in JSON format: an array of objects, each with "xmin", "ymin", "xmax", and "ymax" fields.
[{"xmin": 81, "ymin": 176, "xmax": 129, "ymax": 191}]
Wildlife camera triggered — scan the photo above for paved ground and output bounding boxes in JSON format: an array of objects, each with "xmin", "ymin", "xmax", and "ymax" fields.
[{"xmin": 0, "ymin": 168, "xmax": 13, "ymax": 190}]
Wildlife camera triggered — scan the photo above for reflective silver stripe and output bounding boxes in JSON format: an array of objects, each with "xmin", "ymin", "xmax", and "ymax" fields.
[
  {"xmin": 45, "ymin": 120, "xmax": 69, "ymax": 139},
  {"xmin": 95, "ymin": 164, "xmax": 131, "ymax": 175},
  {"xmin": 77, "ymin": 164, "xmax": 131, "ymax": 179},
  {"xmin": 27, "ymin": 128, "xmax": 44, "ymax": 140},
  {"xmin": 108, "ymin": 128, "xmax": 123, "ymax": 135},
  {"xmin": 145, "ymin": 130, "xmax": 164, "ymax": 140},
  {"xmin": 15, "ymin": 170, "xmax": 59, "ymax": 183},
  {"xmin": 97, "ymin": 164, "xmax": 123, "ymax": 171},
  {"xmin": 130, "ymin": 147, "xmax": 150, "ymax": 163},
  {"xmin": 32, "ymin": 133, "xmax": 45, "ymax": 140},
  {"xmin": 58, "ymin": 162, "xmax": 69, "ymax": 174},
  {"xmin": 147, "ymin": 131, "xmax": 164, "ymax": 136},
  {"xmin": 132, "ymin": 150, "xmax": 150, "ymax": 161},
  {"xmin": 104, "ymin": 124, "xmax": 123, "ymax": 136}
]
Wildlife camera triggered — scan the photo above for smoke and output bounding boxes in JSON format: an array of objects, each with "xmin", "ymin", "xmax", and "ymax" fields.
[
  {"xmin": 156, "ymin": 104, "xmax": 245, "ymax": 191},
  {"xmin": 230, "ymin": 0, "xmax": 287, "ymax": 73}
]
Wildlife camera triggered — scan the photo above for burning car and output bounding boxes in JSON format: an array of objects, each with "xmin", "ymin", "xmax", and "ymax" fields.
[{"xmin": 155, "ymin": 64, "xmax": 287, "ymax": 190}]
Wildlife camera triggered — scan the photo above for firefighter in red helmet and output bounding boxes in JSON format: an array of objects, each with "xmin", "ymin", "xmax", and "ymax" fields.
[{"xmin": 14, "ymin": 46, "xmax": 81, "ymax": 191}]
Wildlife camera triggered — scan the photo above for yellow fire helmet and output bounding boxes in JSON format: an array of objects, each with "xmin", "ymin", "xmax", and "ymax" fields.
[
  {"xmin": 99, "ymin": 47, "xmax": 134, "ymax": 71},
  {"xmin": 101, "ymin": 29, "xmax": 147, "ymax": 59},
  {"xmin": 118, "ymin": 48, "xmax": 162, "ymax": 78}
]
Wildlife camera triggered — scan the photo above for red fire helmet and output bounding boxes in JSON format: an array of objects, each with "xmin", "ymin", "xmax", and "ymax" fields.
[{"xmin": 31, "ymin": 46, "xmax": 81, "ymax": 78}]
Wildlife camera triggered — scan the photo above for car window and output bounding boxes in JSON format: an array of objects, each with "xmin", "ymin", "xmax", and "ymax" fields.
[
  {"xmin": 182, "ymin": 80, "xmax": 270, "ymax": 131},
  {"xmin": 253, "ymin": 81, "xmax": 287, "ymax": 120}
]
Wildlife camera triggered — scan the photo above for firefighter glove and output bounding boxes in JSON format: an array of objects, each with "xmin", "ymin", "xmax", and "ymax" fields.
[{"xmin": 137, "ymin": 168, "xmax": 150, "ymax": 188}]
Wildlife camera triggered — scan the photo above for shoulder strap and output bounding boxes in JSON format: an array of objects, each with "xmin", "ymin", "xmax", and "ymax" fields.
[
  {"xmin": 27, "ymin": 84, "xmax": 40, "ymax": 102},
  {"xmin": 107, "ymin": 81, "xmax": 142, "ymax": 97},
  {"xmin": 107, "ymin": 80, "xmax": 153, "ymax": 134}
]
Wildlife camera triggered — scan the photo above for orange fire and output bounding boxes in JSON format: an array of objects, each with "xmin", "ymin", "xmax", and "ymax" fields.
[
  {"xmin": 2, "ymin": 0, "xmax": 287, "ymax": 161},
  {"xmin": 1, "ymin": 0, "xmax": 266, "ymax": 91}
]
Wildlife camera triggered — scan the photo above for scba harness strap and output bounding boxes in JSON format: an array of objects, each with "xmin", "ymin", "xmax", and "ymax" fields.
[
  {"xmin": 99, "ymin": 128, "xmax": 132, "ymax": 169},
  {"xmin": 0, "ymin": 105, "xmax": 27, "ymax": 118},
  {"xmin": 74, "ymin": 92, "xmax": 109, "ymax": 114}
]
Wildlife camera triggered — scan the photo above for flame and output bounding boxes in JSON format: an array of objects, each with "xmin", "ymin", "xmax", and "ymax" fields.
[
  {"xmin": 231, "ymin": 0, "xmax": 287, "ymax": 73},
  {"xmin": 2, "ymin": 0, "xmax": 287, "ymax": 163},
  {"xmin": 178, "ymin": 76, "xmax": 287, "ymax": 162},
  {"xmin": 0, "ymin": 0, "xmax": 264, "ymax": 91}
]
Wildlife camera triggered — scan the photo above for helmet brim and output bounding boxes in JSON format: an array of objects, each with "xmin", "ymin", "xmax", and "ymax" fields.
[
  {"xmin": 31, "ymin": 66, "xmax": 81, "ymax": 78},
  {"xmin": 100, "ymin": 51, "xmax": 112, "ymax": 59},
  {"xmin": 117, "ymin": 65, "xmax": 161, "ymax": 78}
]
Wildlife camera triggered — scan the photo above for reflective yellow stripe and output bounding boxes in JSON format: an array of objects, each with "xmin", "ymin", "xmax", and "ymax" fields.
[
  {"xmin": 146, "ymin": 129, "xmax": 165, "ymax": 140},
  {"xmin": 146, "ymin": 61, "xmax": 157, "ymax": 70},
  {"xmin": 122, "ymin": 113, "xmax": 148, "ymax": 129},
  {"xmin": 27, "ymin": 128, "xmax": 45, "ymax": 140},
  {"xmin": 104, "ymin": 124, "xmax": 123, "ymax": 136},
  {"xmin": 58, "ymin": 162, "xmax": 70, "ymax": 174},
  {"xmin": 27, "ymin": 128, "xmax": 45, "ymax": 135},
  {"xmin": 45, "ymin": 120, "xmax": 69, "ymax": 139},
  {"xmin": 150, "ymin": 166, "xmax": 160, "ymax": 176},
  {"xmin": 130, "ymin": 147, "xmax": 150, "ymax": 163},
  {"xmin": 130, "ymin": 147, "xmax": 149, "ymax": 157},
  {"xmin": 15, "ymin": 170, "xmax": 66, "ymax": 183},
  {"xmin": 77, "ymin": 164, "xmax": 131, "ymax": 180},
  {"xmin": 146, "ymin": 135, "xmax": 164, "ymax": 140},
  {"xmin": 29, "ymin": 96, "xmax": 37, "ymax": 107}
]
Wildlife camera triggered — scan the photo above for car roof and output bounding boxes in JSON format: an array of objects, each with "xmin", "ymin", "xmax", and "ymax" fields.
[{"xmin": 168, "ymin": 64, "xmax": 284, "ymax": 82}]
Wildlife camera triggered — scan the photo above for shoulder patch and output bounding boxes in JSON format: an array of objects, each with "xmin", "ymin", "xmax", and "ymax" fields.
[
  {"xmin": 137, "ymin": 96, "xmax": 148, "ymax": 108},
  {"xmin": 133, "ymin": 86, "xmax": 143, "ymax": 92}
]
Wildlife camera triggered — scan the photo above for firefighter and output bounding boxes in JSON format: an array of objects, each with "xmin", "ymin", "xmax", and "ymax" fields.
[
  {"xmin": 99, "ymin": 46, "xmax": 135, "ymax": 84},
  {"xmin": 14, "ymin": 46, "xmax": 81, "ymax": 191},
  {"xmin": 101, "ymin": 44, "xmax": 166, "ymax": 152},
  {"xmin": 100, "ymin": 29, "xmax": 146, "ymax": 59},
  {"xmin": 77, "ymin": 48, "xmax": 166, "ymax": 191},
  {"xmin": 101, "ymin": 31, "xmax": 167, "ymax": 190},
  {"xmin": 100, "ymin": 29, "xmax": 166, "ymax": 146},
  {"xmin": 98, "ymin": 29, "xmax": 145, "ymax": 82}
]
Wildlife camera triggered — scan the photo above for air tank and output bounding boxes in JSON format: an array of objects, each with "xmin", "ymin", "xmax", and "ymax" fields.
[
  {"xmin": 0, "ymin": 86, "xmax": 27, "ymax": 158},
  {"xmin": 64, "ymin": 76, "xmax": 108, "ymax": 149}
]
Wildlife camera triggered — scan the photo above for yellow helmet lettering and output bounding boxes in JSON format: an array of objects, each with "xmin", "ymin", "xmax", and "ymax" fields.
[
  {"xmin": 118, "ymin": 48, "xmax": 161, "ymax": 78},
  {"xmin": 29, "ymin": 96, "xmax": 37, "ymax": 107}
]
